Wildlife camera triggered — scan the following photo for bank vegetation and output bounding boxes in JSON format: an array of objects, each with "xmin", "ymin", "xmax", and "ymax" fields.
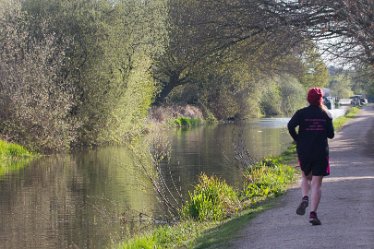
[
  {"xmin": 1, "ymin": 0, "xmax": 372, "ymax": 153},
  {"xmin": 117, "ymin": 105, "xmax": 362, "ymax": 249}
]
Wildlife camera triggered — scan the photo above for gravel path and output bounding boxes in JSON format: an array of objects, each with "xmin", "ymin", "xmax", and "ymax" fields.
[{"xmin": 226, "ymin": 105, "xmax": 374, "ymax": 249}]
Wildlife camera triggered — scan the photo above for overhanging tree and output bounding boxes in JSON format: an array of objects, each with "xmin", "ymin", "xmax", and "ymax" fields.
[{"xmin": 153, "ymin": 0, "xmax": 307, "ymax": 105}]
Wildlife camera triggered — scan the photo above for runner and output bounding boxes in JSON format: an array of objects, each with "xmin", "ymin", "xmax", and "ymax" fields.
[{"xmin": 287, "ymin": 87, "xmax": 334, "ymax": 225}]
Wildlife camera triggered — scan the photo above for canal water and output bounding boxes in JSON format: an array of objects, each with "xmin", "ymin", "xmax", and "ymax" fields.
[{"xmin": 0, "ymin": 111, "xmax": 344, "ymax": 249}]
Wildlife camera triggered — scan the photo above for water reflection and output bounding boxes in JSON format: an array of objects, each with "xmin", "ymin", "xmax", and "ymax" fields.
[
  {"xmin": 166, "ymin": 122, "xmax": 291, "ymax": 189},
  {"xmin": 0, "ymin": 151, "xmax": 158, "ymax": 249},
  {"xmin": 0, "ymin": 120, "xmax": 292, "ymax": 249}
]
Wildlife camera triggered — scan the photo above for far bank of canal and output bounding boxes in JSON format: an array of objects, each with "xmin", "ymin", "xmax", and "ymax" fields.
[{"xmin": 0, "ymin": 108, "xmax": 347, "ymax": 249}]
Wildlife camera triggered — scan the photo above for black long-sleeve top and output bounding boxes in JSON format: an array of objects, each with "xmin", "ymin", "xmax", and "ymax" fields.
[{"xmin": 287, "ymin": 105, "xmax": 334, "ymax": 161}]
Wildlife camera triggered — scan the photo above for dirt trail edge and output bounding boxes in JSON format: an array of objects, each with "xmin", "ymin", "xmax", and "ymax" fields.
[{"xmin": 227, "ymin": 105, "xmax": 374, "ymax": 249}]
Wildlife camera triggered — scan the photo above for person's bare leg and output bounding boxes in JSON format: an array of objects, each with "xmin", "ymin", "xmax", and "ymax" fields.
[
  {"xmin": 301, "ymin": 171, "xmax": 312, "ymax": 197},
  {"xmin": 309, "ymin": 175, "xmax": 323, "ymax": 225},
  {"xmin": 310, "ymin": 175, "xmax": 323, "ymax": 212},
  {"xmin": 296, "ymin": 171, "xmax": 312, "ymax": 215}
]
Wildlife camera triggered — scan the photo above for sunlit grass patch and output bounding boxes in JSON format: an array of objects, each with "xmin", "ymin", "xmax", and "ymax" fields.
[
  {"xmin": 0, "ymin": 139, "xmax": 36, "ymax": 177},
  {"xmin": 241, "ymin": 163, "xmax": 296, "ymax": 206},
  {"xmin": 174, "ymin": 117, "xmax": 202, "ymax": 128},
  {"xmin": 117, "ymin": 221, "xmax": 215, "ymax": 249},
  {"xmin": 0, "ymin": 139, "xmax": 33, "ymax": 158},
  {"xmin": 181, "ymin": 174, "xmax": 241, "ymax": 221},
  {"xmin": 116, "ymin": 160, "xmax": 296, "ymax": 249}
]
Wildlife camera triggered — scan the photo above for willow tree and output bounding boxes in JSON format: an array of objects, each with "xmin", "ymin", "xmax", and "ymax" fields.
[
  {"xmin": 0, "ymin": 7, "xmax": 75, "ymax": 152},
  {"xmin": 1, "ymin": 0, "xmax": 169, "ymax": 151}
]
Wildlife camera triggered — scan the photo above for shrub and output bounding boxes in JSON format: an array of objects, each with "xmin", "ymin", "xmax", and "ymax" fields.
[
  {"xmin": 117, "ymin": 158, "xmax": 297, "ymax": 248},
  {"xmin": 181, "ymin": 174, "xmax": 241, "ymax": 221},
  {"xmin": 174, "ymin": 117, "xmax": 201, "ymax": 127},
  {"xmin": 260, "ymin": 82, "xmax": 282, "ymax": 116},
  {"xmin": 241, "ymin": 164, "xmax": 295, "ymax": 205},
  {"xmin": 278, "ymin": 75, "xmax": 306, "ymax": 116},
  {"xmin": 0, "ymin": 11, "xmax": 75, "ymax": 153},
  {"xmin": 0, "ymin": 140, "xmax": 32, "ymax": 158},
  {"xmin": 0, "ymin": 139, "xmax": 35, "ymax": 176}
]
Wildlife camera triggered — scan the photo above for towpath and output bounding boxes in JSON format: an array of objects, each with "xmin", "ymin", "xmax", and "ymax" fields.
[{"xmin": 225, "ymin": 105, "xmax": 374, "ymax": 249}]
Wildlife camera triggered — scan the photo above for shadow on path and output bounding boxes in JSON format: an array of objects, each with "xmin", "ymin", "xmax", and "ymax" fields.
[{"xmin": 221, "ymin": 106, "xmax": 374, "ymax": 249}]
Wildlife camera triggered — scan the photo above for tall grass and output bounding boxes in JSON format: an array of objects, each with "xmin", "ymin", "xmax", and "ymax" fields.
[
  {"xmin": 241, "ymin": 161, "xmax": 295, "ymax": 207},
  {"xmin": 0, "ymin": 140, "xmax": 33, "ymax": 158},
  {"xmin": 174, "ymin": 117, "xmax": 202, "ymax": 128},
  {"xmin": 181, "ymin": 174, "xmax": 241, "ymax": 221},
  {"xmin": 0, "ymin": 139, "xmax": 35, "ymax": 176},
  {"xmin": 117, "ymin": 160, "xmax": 295, "ymax": 249},
  {"xmin": 117, "ymin": 221, "xmax": 214, "ymax": 249}
]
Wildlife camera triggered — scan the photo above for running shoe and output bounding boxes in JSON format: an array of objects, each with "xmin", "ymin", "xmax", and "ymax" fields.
[
  {"xmin": 309, "ymin": 211, "xmax": 321, "ymax": 225},
  {"xmin": 296, "ymin": 198, "xmax": 308, "ymax": 215}
]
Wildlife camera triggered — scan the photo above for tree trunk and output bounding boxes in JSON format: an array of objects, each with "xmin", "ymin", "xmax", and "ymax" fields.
[{"xmin": 153, "ymin": 71, "xmax": 183, "ymax": 105}]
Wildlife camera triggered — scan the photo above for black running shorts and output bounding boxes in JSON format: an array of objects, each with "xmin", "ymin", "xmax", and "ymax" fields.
[{"xmin": 299, "ymin": 157, "xmax": 330, "ymax": 176}]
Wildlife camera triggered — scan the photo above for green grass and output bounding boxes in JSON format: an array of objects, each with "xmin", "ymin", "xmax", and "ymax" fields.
[
  {"xmin": 0, "ymin": 139, "xmax": 36, "ymax": 177},
  {"xmin": 191, "ymin": 200, "xmax": 276, "ymax": 249},
  {"xmin": 117, "ymin": 106, "xmax": 362, "ymax": 249},
  {"xmin": 174, "ymin": 117, "xmax": 202, "ymax": 128},
  {"xmin": 0, "ymin": 139, "xmax": 33, "ymax": 158},
  {"xmin": 333, "ymin": 107, "xmax": 360, "ymax": 131},
  {"xmin": 117, "ymin": 221, "xmax": 216, "ymax": 249},
  {"xmin": 117, "ymin": 160, "xmax": 296, "ymax": 249},
  {"xmin": 181, "ymin": 174, "xmax": 241, "ymax": 221}
]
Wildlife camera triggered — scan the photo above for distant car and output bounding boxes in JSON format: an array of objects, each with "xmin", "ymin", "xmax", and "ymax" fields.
[
  {"xmin": 350, "ymin": 95, "xmax": 367, "ymax": 106},
  {"xmin": 323, "ymin": 96, "xmax": 334, "ymax": 109}
]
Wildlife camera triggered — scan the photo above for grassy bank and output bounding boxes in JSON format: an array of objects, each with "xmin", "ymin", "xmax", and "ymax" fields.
[
  {"xmin": 0, "ymin": 139, "xmax": 36, "ymax": 176},
  {"xmin": 117, "ymin": 159, "xmax": 296, "ymax": 249},
  {"xmin": 0, "ymin": 140, "xmax": 33, "ymax": 158},
  {"xmin": 333, "ymin": 107, "xmax": 360, "ymax": 131},
  {"xmin": 173, "ymin": 117, "xmax": 203, "ymax": 128},
  {"xmin": 117, "ymin": 106, "xmax": 362, "ymax": 249}
]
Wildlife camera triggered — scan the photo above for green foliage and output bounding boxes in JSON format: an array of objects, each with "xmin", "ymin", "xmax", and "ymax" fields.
[
  {"xmin": 41, "ymin": 0, "xmax": 168, "ymax": 146},
  {"xmin": 174, "ymin": 117, "xmax": 202, "ymax": 128},
  {"xmin": 241, "ymin": 164, "xmax": 295, "ymax": 206},
  {"xmin": 299, "ymin": 43, "xmax": 329, "ymax": 88},
  {"xmin": 278, "ymin": 75, "xmax": 307, "ymax": 116},
  {"xmin": 1, "ymin": 0, "xmax": 169, "ymax": 151},
  {"xmin": 117, "ymin": 157, "xmax": 296, "ymax": 248},
  {"xmin": 0, "ymin": 9, "xmax": 75, "ymax": 152},
  {"xmin": 329, "ymin": 65, "xmax": 373, "ymax": 101},
  {"xmin": 118, "ymin": 221, "xmax": 213, "ymax": 249},
  {"xmin": 330, "ymin": 65, "xmax": 374, "ymax": 100},
  {"xmin": 278, "ymin": 144, "xmax": 297, "ymax": 164},
  {"xmin": 0, "ymin": 139, "xmax": 35, "ymax": 176},
  {"xmin": 97, "ymin": 53, "xmax": 157, "ymax": 143},
  {"xmin": 119, "ymin": 235, "xmax": 158, "ymax": 249},
  {"xmin": 329, "ymin": 73, "xmax": 354, "ymax": 99},
  {"xmin": 0, "ymin": 140, "xmax": 33, "ymax": 158},
  {"xmin": 181, "ymin": 174, "xmax": 241, "ymax": 221},
  {"xmin": 191, "ymin": 53, "xmax": 267, "ymax": 119},
  {"xmin": 260, "ymin": 81, "xmax": 282, "ymax": 116},
  {"xmin": 258, "ymin": 75, "xmax": 306, "ymax": 117},
  {"xmin": 196, "ymin": 67, "xmax": 243, "ymax": 120},
  {"xmin": 351, "ymin": 66, "xmax": 374, "ymax": 98}
]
